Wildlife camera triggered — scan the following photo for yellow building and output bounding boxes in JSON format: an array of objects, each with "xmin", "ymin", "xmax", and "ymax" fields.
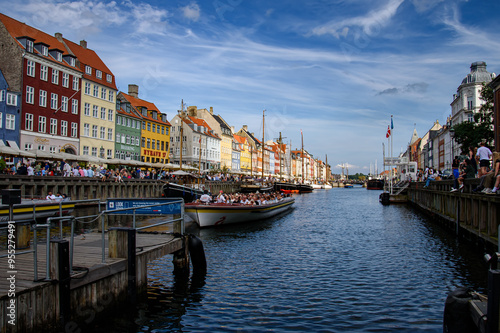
[
  {"xmin": 121, "ymin": 85, "xmax": 171, "ymax": 163},
  {"xmin": 234, "ymin": 134, "xmax": 251, "ymax": 172},
  {"xmin": 65, "ymin": 39, "xmax": 117, "ymax": 159}
]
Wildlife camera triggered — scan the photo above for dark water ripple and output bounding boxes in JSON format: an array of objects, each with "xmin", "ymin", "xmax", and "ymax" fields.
[{"xmin": 93, "ymin": 187, "xmax": 488, "ymax": 333}]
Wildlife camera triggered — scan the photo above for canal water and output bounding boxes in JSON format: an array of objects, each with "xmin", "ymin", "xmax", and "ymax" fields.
[{"xmin": 94, "ymin": 186, "xmax": 488, "ymax": 332}]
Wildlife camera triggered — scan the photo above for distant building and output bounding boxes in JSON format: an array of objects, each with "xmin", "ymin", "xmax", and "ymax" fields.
[
  {"xmin": 115, "ymin": 90, "xmax": 144, "ymax": 161},
  {"xmin": 0, "ymin": 69, "xmax": 20, "ymax": 143},
  {"xmin": 0, "ymin": 13, "xmax": 82, "ymax": 154},
  {"xmin": 121, "ymin": 85, "xmax": 171, "ymax": 164}
]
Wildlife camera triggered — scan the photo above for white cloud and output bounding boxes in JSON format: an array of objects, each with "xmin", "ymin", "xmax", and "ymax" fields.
[
  {"xmin": 310, "ymin": 0, "xmax": 404, "ymax": 38},
  {"xmin": 181, "ymin": 2, "xmax": 200, "ymax": 22}
]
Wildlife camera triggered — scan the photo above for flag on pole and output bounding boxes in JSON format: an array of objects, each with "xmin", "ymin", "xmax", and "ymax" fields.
[
  {"xmin": 386, "ymin": 125, "xmax": 391, "ymax": 138},
  {"xmin": 391, "ymin": 116, "xmax": 394, "ymax": 129}
]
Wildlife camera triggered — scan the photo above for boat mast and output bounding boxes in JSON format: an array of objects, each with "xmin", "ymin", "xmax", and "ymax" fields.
[
  {"xmin": 198, "ymin": 135, "xmax": 202, "ymax": 185},
  {"xmin": 178, "ymin": 99, "xmax": 185, "ymax": 171},
  {"xmin": 278, "ymin": 132, "xmax": 282, "ymax": 181},
  {"xmin": 301, "ymin": 130, "xmax": 304, "ymax": 184},
  {"xmin": 326, "ymin": 154, "xmax": 329, "ymax": 183},
  {"xmin": 262, "ymin": 110, "xmax": 265, "ymax": 180}
]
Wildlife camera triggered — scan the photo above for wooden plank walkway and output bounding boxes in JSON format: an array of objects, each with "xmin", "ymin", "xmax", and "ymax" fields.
[{"xmin": 0, "ymin": 231, "xmax": 178, "ymax": 299}]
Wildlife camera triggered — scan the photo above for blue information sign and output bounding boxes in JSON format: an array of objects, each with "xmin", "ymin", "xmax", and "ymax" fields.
[{"xmin": 106, "ymin": 198, "xmax": 183, "ymax": 215}]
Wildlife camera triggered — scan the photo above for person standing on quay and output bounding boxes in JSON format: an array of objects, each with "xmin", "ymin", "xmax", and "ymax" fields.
[{"xmin": 476, "ymin": 141, "xmax": 492, "ymax": 177}]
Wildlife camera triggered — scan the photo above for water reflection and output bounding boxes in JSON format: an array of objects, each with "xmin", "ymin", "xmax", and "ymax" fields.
[{"xmin": 92, "ymin": 187, "xmax": 489, "ymax": 332}]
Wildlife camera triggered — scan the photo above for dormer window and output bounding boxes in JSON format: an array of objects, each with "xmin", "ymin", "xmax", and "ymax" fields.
[
  {"xmin": 26, "ymin": 40, "xmax": 34, "ymax": 53},
  {"xmin": 57, "ymin": 52, "xmax": 62, "ymax": 62},
  {"xmin": 106, "ymin": 74, "xmax": 112, "ymax": 83},
  {"xmin": 85, "ymin": 66, "xmax": 92, "ymax": 75},
  {"xmin": 63, "ymin": 55, "xmax": 76, "ymax": 67},
  {"xmin": 96, "ymin": 70, "xmax": 102, "ymax": 79}
]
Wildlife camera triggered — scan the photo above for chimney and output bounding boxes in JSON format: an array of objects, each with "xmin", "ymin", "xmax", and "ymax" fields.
[
  {"xmin": 210, "ymin": 107, "xmax": 213, "ymax": 114},
  {"xmin": 230, "ymin": 126, "xmax": 234, "ymax": 133},
  {"xmin": 55, "ymin": 32, "xmax": 63, "ymax": 42},
  {"xmin": 128, "ymin": 84, "xmax": 139, "ymax": 98},
  {"xmin": 80, "ymin": 40, "xmax": 87, "ymax": 49},
  {"xmin": 188, "ymin": 106, "xmax": 197, "ymax": 117},
  {"xmin": 243, "ymin": 125, "xmax": 248, "ymax": 131}
]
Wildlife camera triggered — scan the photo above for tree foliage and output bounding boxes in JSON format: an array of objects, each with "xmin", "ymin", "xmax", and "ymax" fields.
[{"xmin": 452, "ymin": 83, "xmax": 494, "ymax": 154}]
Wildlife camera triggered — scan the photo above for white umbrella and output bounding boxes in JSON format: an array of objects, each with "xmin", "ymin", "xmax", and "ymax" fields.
[{"xmin": 171, "ymin": 170, "xmax": 192, "ymax": 176}]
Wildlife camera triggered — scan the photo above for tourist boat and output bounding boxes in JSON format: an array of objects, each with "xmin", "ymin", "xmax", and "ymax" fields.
[
  {"xmin": 344, "ymin": 183, "xmax": 353, "ymax": 188},
  {"xmin": 311, "ymin": 183, "xmax": 323, "ymax": 189},
  {"xmin": 366, "ymin": 178, "xmax": 384, "ymax": 190},
  {"xmin": 296, "ymin": 184, "xmax": 314, "ymax": 193},
  {"xmin": 273, "ymin": 182, "xmax": 298, "ymax": 192},
  {"xmin": 163, "ymin": 182, "xmax": 204, "ymax": 202},
  {"xmin": 323, "ymin": 183, "xmax": 332, "ymax": 189},
  {"xmin": 185, "ymin": 197, "xmax": 295, "ymax": 227},
  {"xmin": 0, "ymin": 199, "xmax": 75, "ymax": 222}
]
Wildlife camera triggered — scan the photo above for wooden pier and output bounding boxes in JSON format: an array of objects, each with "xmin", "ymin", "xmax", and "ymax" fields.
[{"xmin": 0, "ymin": 229, "xmax": 186, "ymax": 332}]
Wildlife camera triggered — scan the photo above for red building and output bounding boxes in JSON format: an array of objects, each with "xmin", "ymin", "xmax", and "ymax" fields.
[{"xmin": 0, "ymin": 13, "xmax": 82, "ymax": 154}]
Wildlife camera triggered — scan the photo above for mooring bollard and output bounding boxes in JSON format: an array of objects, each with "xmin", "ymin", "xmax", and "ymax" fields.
[
  {"xmin": 50, "ymin": 239, "xmax": 70, "ymax": 330},
  {"xmin": 109, "ymin": 227, "xmax": 137, "ymax": 304}
]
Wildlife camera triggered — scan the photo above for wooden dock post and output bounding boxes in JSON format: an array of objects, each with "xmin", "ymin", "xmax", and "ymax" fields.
[
  {"xmin": 172, "ymin": 236, "xmax": 189, "ymax": 277},
  {"xmin": 487, "ymin": 269, "xmax": 500, "ymax": 333},
  {"xmin": 49, "ymin": 239, "xmax": 71, "ymax": 330},
  {"xmin": 109, "ymin": 228, "xmax": 137, "ymax": 304},
  {"xmin": 14, "ymin": 221, "xmax": 30, "ymax": 249}
]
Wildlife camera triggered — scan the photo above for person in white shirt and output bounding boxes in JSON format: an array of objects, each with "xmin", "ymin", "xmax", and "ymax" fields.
[
  {"xmin": 216, "ymin": 191, "xmax": 226, "ymax": 203},
  {"xmin": 46, "ymin": 191, "xmax": 56, "ymax": 200},
  {"xmin": 200, "ymin": 191, "xmax": 211, "ymax": 204},
  {"xmin": 476, "ymin": 141, "xmax": 493, "ymax": 177}
]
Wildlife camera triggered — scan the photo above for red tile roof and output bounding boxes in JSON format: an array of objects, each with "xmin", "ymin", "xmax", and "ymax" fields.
[
  {"xmin": 121, "ymin": 92, "xmax": 171, "ymax": 126},
  {"xmin": 0, "ymin": 13, "xmax": 81, "ymax": 72},
  {"xmin": 63, "ymin": 38, "xmax": 117, "ymax": 90},
  {"xmin": 185, "ymin": 116, "xmax": 220, "ymax": 139}
]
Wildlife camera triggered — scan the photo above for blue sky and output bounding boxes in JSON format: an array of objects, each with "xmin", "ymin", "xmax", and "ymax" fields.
[{"xmin": 2, "ymin": 0, "xmax": 500, "ymax": 174}]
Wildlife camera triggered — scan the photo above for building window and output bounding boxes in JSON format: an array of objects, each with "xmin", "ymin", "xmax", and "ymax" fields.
[
  {"xmin": 26, "ymin": 86, "xmax": 34, "ymax": 104},
  {"xmin": 108, "ymin": 90, "xmax": 114, "ymax": 102},
  {"xmin": 101, "ymin": 88, "xmax": 106, "ymax": 100},
  {"xmin": 26, "ymin": 40, "xmax": 34, "ymax": 53},
  {"xmin": 85, "ymin": 66, "xmax": 92, "ymax": 75},
  {"xmin": 41, "ymin": 45, "xmax": 48, "ymax": 56},
  {"xmin": 108, "ymin": 128, "xmax": 113, "ymax": 141},
  {"xmin": 83, "ymin": 146, "xmax": 89, "ymax": 155},
  {"xmin": 121, "ymin": 134, "xmax": 125, "ymax": 143},
  {"xmin": 100, "ymin": 126, "xmax": 105, "ymax": 139},
  {"xmin": 56, "ymin": 52, "xmax": 62, "ymax": 62},
  {"xmin": 84, "ymin": 103, "xmax": 90, "ymax": 116},
  {"xmin": 106, "ymin": 74, "xmax": 112, "ymax": 83},
  {"xmin": 92, "ymin": 125, "xmax": 97, "ymax": 138},
  {"xmin": 165, "ymin": 127, "xmax": 169, "ymax": 135},
  {"xmin": 71, "ymin": 123, "xmax": 78, "ymax": 137},
  {"xmin": 116, "ymin": 133, "xmax": 120, "ymax": 142},
  {"xmin": 108, "ymin": 109, "xmax": 113, "ymax": 121},
  {"xmin": 93, "ymin": 85, "xmax": 98, "ymax": 97},
  {"xmin": 135, "ymin": 138, "xmax": 139, "ymax": 146},
  {"xmin": 25, "ymin": 113, "xmax": 33, "ymax": 131},
  {"xmin": 100, "ymin": 107, "xmax": 106, "ymax": 119},
  {"xmin": 72, "ymin": 77, "xmax": 79, "ymax": 90},
  {"xmin": 84, "ymin": 82, "xmax": 91, "ymax": 95},
  {"xmin": 96, "ymin": 70, "xmax": 102, "ymax": 79},
  {"xmin": 107, "ymin": 149, "xmax": 112, "ymax": 158},
  {"xmin": 468, "ymin": 113, "xmax": 474, "ymax": 122},
  {"xmin": 24, "ymin": 143, "xmax": 32, "ymax": 151},
  {"xmin": 62, "ymin": 73, "xmax": 69, "ymax": 88},
  {"xmin": 83, "ymin": 123, "xmax": 89, "ymax": 136},
  {"xmin": 61, "ymin": 96, "xmax": 68, "ymax": 112},
  {"xmin": 92, "ymin": 147, "xmax": 97, "ymax": 156},
  {"xmin": 72, "ymin": 99, "xmax": 78, "ymax": 114},
  {"xmin": 38, "ymin": 116, "xmax": 46, "ymax": 133},
  {"xmin": 51, "ymin": 69, "xmax": 59, "ymax": 85},
  {"xmin": 27, "ymin": 60, "xmax": 35, "ymax": 77},
  {"xmin": 142, "ymin": 121, "xmax": 146, "ymax": 130},
  {"xmin": 0, "ymin": 90, "xmax": 4, "ymax": 102},
  {"xmin": 126, "ymin": 135, "xmax": 130, "ymax": 145},
  {"xmin": 147, "ymin": 122, "xmax": 151, "ymax": 131},
  {"xmin": 50, "ymin": 93, "xmax": 58, "ymax": 110},
  {"xmin": 39, "ymin": 90, "xmax": 47, "ymax": 107},
  {"xmin": 147, "ymin": 138, "xmax": 151, "ymax": 148},
  {"xmin": 93, "ymin": 105, "xmax": 98, "ymax": 118},
  {"xmin": 141, "ymin": 137, "xmax": 145, "ymax": 148},
  {"xmin": 61, "ymin": 120, "xmax": 68, "ymax": 136},
  {"xmin": 40, "ymin": 65, "xmax": 48, "ymax": 81},
  {"xmin": 50, "ymin": 118, "xmax": 57, "ymax": 134},
  {"xmin": 69, "ymin": 57, "xmax": 75, "ymax": 67},
  {"xmin": 152, "ymin": 123, "xmax": 156, "ymax": 133}
]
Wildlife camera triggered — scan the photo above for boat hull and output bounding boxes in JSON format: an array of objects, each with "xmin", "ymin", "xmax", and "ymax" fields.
[
  {"xmin": 296, "ymin": 184, "xmax": 314, "ymax": 193},
  {"xmin": 163, "ymin": 183, "xmax": 204, "ymax": 202},
  {"xmin": 185, "ymin": 197, "xmax": 295, "ymax": 227},
  {"xmin": 367, "ymin": 179, "xmax": 384, "ymax": 190},
  {"xmin": 0, "ymin": 200, "xmax": 75, "ymax": 222}
]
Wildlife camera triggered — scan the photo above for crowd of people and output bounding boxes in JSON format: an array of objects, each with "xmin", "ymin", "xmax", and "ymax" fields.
[
  {"xmin": 418, "ymin": 141, "xmax": 499, "ymax": 194},
  {"xmin": 195, "ymin": 190, "xmax": 289, "ymax": 206}
]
